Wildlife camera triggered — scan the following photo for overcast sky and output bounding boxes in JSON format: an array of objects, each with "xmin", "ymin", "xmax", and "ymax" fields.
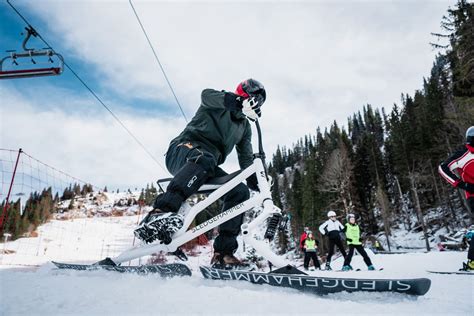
[{"xmin": 0, "ymin": 0, "xmax": 455, "ymax": 192}]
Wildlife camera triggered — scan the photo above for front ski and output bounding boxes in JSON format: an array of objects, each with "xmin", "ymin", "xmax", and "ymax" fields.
[
  {"xmin": 427, "ymin": 270, "xmax": 473, "ymax": 275},
  {"xmin": 200, "ymin": 266, "xmax": 431, "ymax": 296},
  {"xmin": 52, "ymin": 261, "xmax": 192, "ymax": 277}
]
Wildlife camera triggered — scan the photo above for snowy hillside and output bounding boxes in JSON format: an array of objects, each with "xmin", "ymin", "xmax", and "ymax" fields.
[
  {"xmin": 0, "ymin": 190, "xmax": 152, "ymax": 266},
  {"xmin": 0, "ymin": 190, "xmax": 276, "ymax": 268},
  {"xmin": 55, "ymin": 190, "xmax": 146, "ymax": 219}
]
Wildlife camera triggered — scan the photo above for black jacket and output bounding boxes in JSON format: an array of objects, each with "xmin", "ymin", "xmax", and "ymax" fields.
[{"xmin": 171, "ymin": 89, "xmax": 253, "ymax": 169}]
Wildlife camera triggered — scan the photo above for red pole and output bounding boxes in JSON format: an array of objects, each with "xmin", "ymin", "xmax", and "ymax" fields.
[{"xmin": 0, "ymin": 148, "xmax": 22, "ymax": 231}]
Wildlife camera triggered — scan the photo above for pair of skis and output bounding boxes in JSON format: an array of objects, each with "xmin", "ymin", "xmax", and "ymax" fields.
[
  {"xmin": 51, "ymin": 261, "xmax": 431, "ymax": 296},
  {"xmin": 426, "ymin": 270, "xmax": 473, "ymax": 275},
  {"xmin": 335, "ymin": 268, "xmax": 384, "ymax": 272}
]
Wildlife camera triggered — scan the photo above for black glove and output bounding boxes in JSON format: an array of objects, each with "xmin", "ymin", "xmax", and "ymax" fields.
[
  {"xmin": 458, "ymin": 181, "xmax": 474, "ymax": 193},
  {"xmin": 246, "ymin": 174, "xmax": 259, "ymax": 191},
  {"xmin": 346, "ymin": 238, "xmax": 352, "ymax": 242}
]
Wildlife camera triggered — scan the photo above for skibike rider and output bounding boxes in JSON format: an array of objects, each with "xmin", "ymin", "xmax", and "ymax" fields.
[
  {"xmin": 342, "ymin": 214, "xmax": 375, "ymax": 271},
  {"xmin": 438, "ymin": 126, "xmax": 474, "ymax": 270},
  {"xmin": 134, "ymin": 79, "xmax": 266, "ymax": 269},
  {"xmin": 302, "ymin": 232, "xmax": 321, "ymax": 270},
  {"xmin": 319, "ymin": 211, "xmax": 347, "ymax": 270}
]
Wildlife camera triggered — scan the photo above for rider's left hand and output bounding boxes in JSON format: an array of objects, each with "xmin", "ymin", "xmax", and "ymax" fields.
[{"xmin": 242, "ymin": 97, "xmax": 262, "ymax": 121}]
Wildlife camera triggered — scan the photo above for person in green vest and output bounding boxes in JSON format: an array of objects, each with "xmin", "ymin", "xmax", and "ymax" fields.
[
  {"xmin": 374, "ymin": 240, "xmax": 381, "ymax": 250},
  {"xmin": 342, "ymin": 214, "xmax": 375, "ymax": 271},
  {"xmin": 303, "ymin": 232, "xmax": 321, "ymax": 270}
]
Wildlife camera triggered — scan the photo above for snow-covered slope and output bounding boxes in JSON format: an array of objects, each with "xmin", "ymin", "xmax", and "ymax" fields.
[
  {"xmin": 1, "ymin": 192, "xmax": 472, "ymax": 315},
  {"xmin": 0, "ymin": 251, "xmax": 472, "ymax": 315},
  {"xmin": 0, "ymin": 190, "xmax": 153, "ymax": 266},
  {"xmin": 0, "ymin": 215, "xmax": 141, "ymax": 266}
]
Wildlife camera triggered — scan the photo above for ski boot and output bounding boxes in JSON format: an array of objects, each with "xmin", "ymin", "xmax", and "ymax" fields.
[
  {"xmin": 325, "ymin": 262, "xmax": 332, "ymax": 271},
  {"xmin": 342, "ymin": 265, "xmax": 353, "ymax": 271},
  {"xmin": 134, "ymin": 210, "xmax": 184, "ymax": 244},
  {"xmin": 461, "ymin": 260, "xmax": 474, "ymax": 271},
  {"xmin": 469, "ymin": 260, "xmax": 474, "ymax": 271},
  {"xmin": 169, "ymin": 247, "xmax": 188, "ymax": 261},
  {"xmin": 368, "ymin": 265, "xmax": 375, "ymax": 271},
  {"xmin": 93, "ymin": 257, "xmax": 117, "ymax": 266},
  {"xmin": 211, "ymin": 253, "xmax": 254, "ymax": 271}
]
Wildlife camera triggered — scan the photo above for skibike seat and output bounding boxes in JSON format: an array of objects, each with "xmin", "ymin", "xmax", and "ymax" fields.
[{"xmin": 156, "ymin": 170, "xmax": 242, "ymax": 194}]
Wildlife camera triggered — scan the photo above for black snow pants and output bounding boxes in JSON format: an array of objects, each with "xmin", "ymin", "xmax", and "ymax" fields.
[
  {"xmin": 343, "ymin": 244, "xmax": 373, "ymax": 267},
  {"xmin": 156, "ymin": 140, "xmax": 250, "ymax": 255},
  {"xmin": 326, "ymin": 237, "xmax": 347, "ymax": 263},
  {"xmin": 468, "ymin": 237, "xmax": 474, "ymax": 261},
  {"xmin": 304, "ymin": 251, "xmax": 320, "ymax": 269},
  {"xmin": 467, "ymin": 197, "xmax": 474, "ymax": 261}
]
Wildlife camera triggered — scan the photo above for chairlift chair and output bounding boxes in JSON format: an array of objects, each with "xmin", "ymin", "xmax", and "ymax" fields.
[{"xmin": 0, "ymin": 26, "xmax": 64, "ymax": 80}]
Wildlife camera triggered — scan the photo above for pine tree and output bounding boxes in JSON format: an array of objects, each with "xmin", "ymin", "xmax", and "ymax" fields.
[
  {"xmin": 441, "ymin": 0, "xmax": 474, "ymax": 97},
  {"xmin": 291, "ymin": 169, "xmax": 304, "ymax": 225},
  {"xmin": 270, "ymin": 169, "xmax": 282, "ymax": 209}
]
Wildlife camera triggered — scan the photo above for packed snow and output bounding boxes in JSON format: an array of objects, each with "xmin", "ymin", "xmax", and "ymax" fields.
[
  {"xmin": 0, "ymin": 194, "xmax": 473, "ymax": 315},
  {"xmin": 1, "ymin": 251, "xmax": 472, "ymax": 315}
]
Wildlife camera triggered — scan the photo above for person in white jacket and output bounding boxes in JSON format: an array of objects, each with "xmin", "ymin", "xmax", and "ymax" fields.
[{"xmin": 319, "ymin": 211, "xmax": 347, "ymax": 270}]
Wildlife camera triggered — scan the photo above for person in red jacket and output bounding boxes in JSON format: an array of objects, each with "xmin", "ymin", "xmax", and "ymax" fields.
[
  {"xmin": 299, "ymin": 227, "xmax": 309, "ymax": 253},
  {"xmin": 439, "ymin": 126, "xmax": 474, "ymax": 222},
  {"xmin": 439, "ymin": 126, "xmax": 474, "ymax": 269}
]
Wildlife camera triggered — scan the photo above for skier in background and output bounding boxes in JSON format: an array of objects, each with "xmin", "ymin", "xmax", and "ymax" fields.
[
  {"xmin": 439, "ymin": 126, "xmax": 474, "ymax": 222},
  {"xmin": 342, "ymin": 214, "xmax": 375, "ymax": 271},
  {"xmin": 374, "ymin": 240, "xmax": 383, "ymax": 251},
  {"xmin": 299, "ymin": 226, "xmax": 309, "ymax": 254},
  {"xmin": 439, "ymin": 126, "xmax": 474, "ymax": 271},
  {"xmin": 134, "ymin": 79, "xmax": 266, "ymax": 269},
  {"xmin": 302, "ymin": 232, "xmax": 321, "ymax": 270},
  {"xmin": 319, "ymin": 211, "xmax": 346, "ymax": 270},
  {"xmin": 461, "ymin": 225, "xmax": 474, "ymax": 271}
]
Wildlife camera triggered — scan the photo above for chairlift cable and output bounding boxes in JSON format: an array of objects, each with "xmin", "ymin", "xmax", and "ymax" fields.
[
  {"xmin": 129, "ymin": 0, "xmax": 188, "ymax": 123},
  {"xmin": 5, "ymin": 0, "xmax": 167, "ymax": 173}
]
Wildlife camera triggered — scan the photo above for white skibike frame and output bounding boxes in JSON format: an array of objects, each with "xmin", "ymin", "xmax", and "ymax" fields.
[{"xmin": 113, "ymin": 121, "xmax": 289, "ymax": 268}]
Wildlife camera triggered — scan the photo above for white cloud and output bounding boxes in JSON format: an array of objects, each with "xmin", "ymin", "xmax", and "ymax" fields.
[
  {"xmin": 1, "ymin": 85, "xmax": 185, "ymax": 190},
  {"xmin": 27, "ymin": 1, "xmax": 451, "ymax": 103},
  {"xmin": 2, "ymin": 0, "xmax": 454, "ymax": 188}
]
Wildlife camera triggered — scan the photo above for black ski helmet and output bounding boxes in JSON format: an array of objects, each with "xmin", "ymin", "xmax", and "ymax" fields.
[
  {"xmin": 466, "ymin": 126, "xmax": 474, "ymax": 146},
  {"xmin": 235, "ymin": 79, "xmax": 266, "ymax": 105}
]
